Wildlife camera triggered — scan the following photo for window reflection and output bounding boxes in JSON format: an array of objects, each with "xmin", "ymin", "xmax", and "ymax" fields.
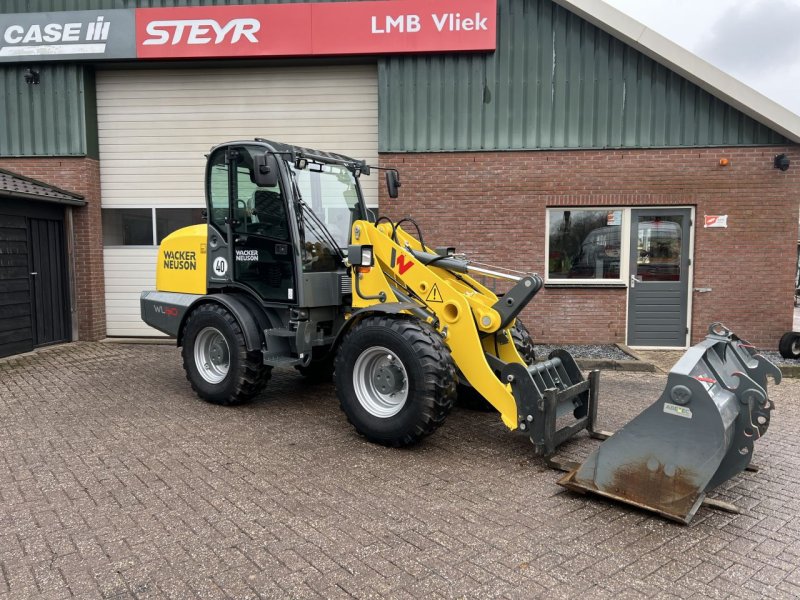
[{"xmin": 549, "ymin": 209, "xmax": 622, "ymax": 280}]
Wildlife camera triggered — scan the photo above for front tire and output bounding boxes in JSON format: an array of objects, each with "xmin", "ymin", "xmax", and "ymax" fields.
[
  {"xmin": 334, "ymin": 315, "xmax": 457, "ymax": 447},
  {"xmin": 181, "ymin": 303, "xmax": 271, "ymax": 405},
  {"xmin": 779, "ymin": 331, "xmax": 800, "ymax": 360}
]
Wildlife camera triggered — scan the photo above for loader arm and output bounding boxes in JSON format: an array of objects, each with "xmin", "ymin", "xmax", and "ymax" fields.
[{"xmin": 349, "ymin": 220, "xmax": 539, "ymax": 430}]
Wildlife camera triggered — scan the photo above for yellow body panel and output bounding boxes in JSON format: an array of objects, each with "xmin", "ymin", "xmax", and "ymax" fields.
[
  {"xmin": 351, "ymin": 220, "xmax": 526, "ymax": 430},
  {"xmin": 156, "ymin": 224, "xmax": 208, "ymax": 295}
]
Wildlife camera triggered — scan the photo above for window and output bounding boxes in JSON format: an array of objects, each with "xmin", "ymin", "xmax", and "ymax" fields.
[
  {"xmin": 547, "ymin": 209, "xmax": 624, "ymax": 282},
  {"xmin": 102, "ymin": 209, "xmax": 153, "ymax": 246},
  {"xmin": 291, "ymin": 163, "xmax": 362, "ymax": 249},
  {"xmin": 102, "ymin": 208, "xmax": 204, "ymax": 246},
  {"xmin": 156, "ymin": 209, "xmax": 205, "ymax": 244}
]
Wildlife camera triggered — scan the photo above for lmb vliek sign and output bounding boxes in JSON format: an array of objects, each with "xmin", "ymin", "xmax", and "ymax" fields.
[{"xmin": 0, "ymin": 0, "xmax": 496, "ymax": 63}]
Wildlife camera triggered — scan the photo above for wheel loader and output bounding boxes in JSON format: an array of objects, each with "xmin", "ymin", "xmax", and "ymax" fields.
[{"xmin": 141, "ymin": 139, "xmax": 781, "ymax": 524}]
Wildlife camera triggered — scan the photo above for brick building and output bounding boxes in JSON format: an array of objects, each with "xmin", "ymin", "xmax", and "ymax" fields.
[{"xmin": 0, "ymin": 0, "xmax": 798, "ymax": 358}]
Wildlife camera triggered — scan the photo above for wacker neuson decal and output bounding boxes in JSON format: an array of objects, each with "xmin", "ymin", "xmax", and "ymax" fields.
[
  {"xmin": 0, "ymin": 0, "xmax": 495, "ymax": 63},
  {"xmin": 163, "ymin": 250, "xmax": 197, "ymax": 271}
]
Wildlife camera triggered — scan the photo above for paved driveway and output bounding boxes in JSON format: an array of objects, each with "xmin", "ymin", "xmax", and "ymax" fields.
[{"xmin": 1, "ymin": 343, "xmax": 798, "ymax": 599}]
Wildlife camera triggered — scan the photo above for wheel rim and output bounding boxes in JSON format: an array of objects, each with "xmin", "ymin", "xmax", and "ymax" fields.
[
  {"xmin": 793, "ymin": 337, "xmax": 800, "ymax": 356},
  {"xmin": 352, "ymin": 346, "xmax": 409, "ymax": 418},
  {"xmin": 194, "ymin": 327, "xmax": 230, "ymax": 384}
]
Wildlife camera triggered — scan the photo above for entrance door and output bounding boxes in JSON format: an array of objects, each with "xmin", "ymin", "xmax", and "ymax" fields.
[
  {"xmin": 0, "ymin": 214, "xmax": 34, "ymax": 358},
  {"xmin": 29, "ymin": 218, "xmax": 70, "ymax": 347},
  {"xmin": 626, "ymin": 209, "xmax": 691, "ymax": 347}
]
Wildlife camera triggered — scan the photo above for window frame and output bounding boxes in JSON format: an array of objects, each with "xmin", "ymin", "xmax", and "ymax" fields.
[
  {"xmin": 101, "ymin": 206, "xmax": 205, "ymax": 248},
  {"xmin": 545, "ymin": 207, "xmax": 631, "ymax": 286}
]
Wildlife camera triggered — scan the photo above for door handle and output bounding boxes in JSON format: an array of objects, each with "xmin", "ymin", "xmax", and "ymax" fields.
[
  {"xmin": 630, "ymin": 274, "xmax": 642, "ymax": 288},
  {"xmin": 30, "ymin": 272, "xmax": 38, "ymax": 276}
]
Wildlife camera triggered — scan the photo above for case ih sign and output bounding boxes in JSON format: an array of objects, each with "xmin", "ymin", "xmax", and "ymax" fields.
[{"xmin": 0, "ymin": 0, "xmax": 496, "ymax": 63}]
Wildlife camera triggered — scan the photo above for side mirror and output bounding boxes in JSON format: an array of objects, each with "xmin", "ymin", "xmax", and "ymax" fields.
[
  {"xmin": 254, "ymin": 153, "xmax": 279, "ymax": 187},
  {"xmin": 385, "ymin": 169, "xmax": 401, "ymax": 198}
]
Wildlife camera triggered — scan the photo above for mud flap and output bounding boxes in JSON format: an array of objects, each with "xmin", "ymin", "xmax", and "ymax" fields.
[{"xmin": 559, "ymin": 323, "xmax": 781, "ymax": 524}]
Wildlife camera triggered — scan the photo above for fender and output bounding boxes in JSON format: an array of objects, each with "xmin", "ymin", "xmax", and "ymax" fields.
[
  {"xmin": 328, "ymin": 302, "xmax": 426, "ymax": 353},
  {"xmin": 178, "ymin": 293, "xmax": 269, "ymax": 352}
]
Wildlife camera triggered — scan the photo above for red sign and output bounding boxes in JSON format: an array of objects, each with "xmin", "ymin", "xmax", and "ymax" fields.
[{"xmin": 135, "ymin": 0, "xmax": 496, "ymax": 60}]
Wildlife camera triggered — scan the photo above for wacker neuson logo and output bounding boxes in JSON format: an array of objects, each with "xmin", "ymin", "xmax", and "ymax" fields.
[{"xmin": 0, "ymin": 10, "xmax": 135, "ymax": 62}]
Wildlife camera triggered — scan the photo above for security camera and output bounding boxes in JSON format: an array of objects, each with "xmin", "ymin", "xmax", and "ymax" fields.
[
  {"xmin": 23, "ymin": 68, "xmax": 39, "ymax": 85},
  {"xmin": 774, "ymin": 153, "xmax": 790, "ymax": 172}
]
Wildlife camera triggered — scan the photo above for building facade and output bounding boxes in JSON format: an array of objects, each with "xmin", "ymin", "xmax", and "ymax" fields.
[{"xmin": 0, "ymin": 0, "xmax": 798, "ymax": 355}]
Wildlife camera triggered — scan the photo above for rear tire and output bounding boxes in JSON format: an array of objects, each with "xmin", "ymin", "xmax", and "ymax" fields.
[
  {"xmin": 334, "ymin": 315, "xmax": 457, "ymax": 447},
  {"xmin": 779, "ymin": 331, "xmax": 800, "ymax": 360},
  {"xmin": 181, "ymin": 303, "xmax": 271, "ymax": 405},
  {"xmin": 457, "ymin": 319, "xmax": 536, "ymax": 411}
]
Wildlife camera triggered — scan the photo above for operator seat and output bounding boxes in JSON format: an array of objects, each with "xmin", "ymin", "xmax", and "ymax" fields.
[{"xmin": 250, "ymin": 189, "xmax": 288, "ymax": 240}]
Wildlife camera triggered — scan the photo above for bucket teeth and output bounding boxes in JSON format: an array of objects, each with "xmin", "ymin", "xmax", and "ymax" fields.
[{"xmin": 559, "ymin": 324, "xmax": 780, "ymax": 524}]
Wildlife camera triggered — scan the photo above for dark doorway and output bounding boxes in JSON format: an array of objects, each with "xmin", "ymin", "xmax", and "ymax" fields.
[
  {"xmin": 0, "ymin": 201, "xmax": 71, "ymax": 358},
  {"xmin": 29, "ymin": 217, "xmax": 70, "ymax": 348}
]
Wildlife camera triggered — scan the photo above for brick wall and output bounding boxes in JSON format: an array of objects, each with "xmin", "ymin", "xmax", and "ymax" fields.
[
  {"xmin": 0, "ymin": 157, "xmax": 105, "ymax": 341},
  {"xmin": 379, "ymin": 146, "xmax": 800, "ymax": 348}
]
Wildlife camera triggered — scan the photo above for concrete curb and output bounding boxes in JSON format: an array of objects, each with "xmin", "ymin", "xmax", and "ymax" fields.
[
  {"xmin": 576, "ymin": 358, "xmax": 657, "ymax": 372},
  {"xmin": 778, "ymin": 363, "xmax": 800, "ymax": 378},
  {"xmin": 100, "ymin": 337, "xmax": 173, "ymax": 345}
]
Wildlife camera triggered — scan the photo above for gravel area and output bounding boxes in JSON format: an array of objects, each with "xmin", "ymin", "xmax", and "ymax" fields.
[
  {"xmin": 535, "ymin": 343, "xmax": 632, "ymax": 361},
  {"xmin": 760, "ymin": 349, "xmax": 798, "ymax": 366}
]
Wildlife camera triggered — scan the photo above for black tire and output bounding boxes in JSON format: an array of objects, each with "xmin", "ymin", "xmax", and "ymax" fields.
[
  {"xmin": 334, "ymin": 315, "xmax": 457, "ymax": 447},
  {"xmin": 181, "ymin": 303, "xmax": 271, "ymax": 405},
  {"xmin": 457, "ymin": 319, "xmax": 536, "ymax": 411},
  {"xmin": 510, "ymin": 319, "xmax": 536, "ymax": 365},
  {"xmin": 779, "ymin": 332, "xmax": 800, "ymax": 360}
]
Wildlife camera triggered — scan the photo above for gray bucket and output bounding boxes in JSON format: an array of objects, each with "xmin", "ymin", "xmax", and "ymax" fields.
[{"xmin": 559, "ymin": 323, "xmax": 781, "ymax": 524}]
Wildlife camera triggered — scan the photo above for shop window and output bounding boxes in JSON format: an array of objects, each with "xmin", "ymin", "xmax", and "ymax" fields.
[
  {"xmin": 102, "ymin": 208, "xmax": 204, "ymax": 246},
  {"xmin": 102, "ymin": 209, "xmax": 153, "ymax": 246},
  {"xmin": 547, "ymin": 209, "xmax": 624, "ymax": 282},
  {"xmin": 156, "ymin": 208, "xmax": 205, "ymax": 244}
]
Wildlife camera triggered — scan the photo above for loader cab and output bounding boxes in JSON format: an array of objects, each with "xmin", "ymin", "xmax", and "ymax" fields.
[{"xmin": 204, "ymin": 140, "xmax": 368, "ymax": 305}]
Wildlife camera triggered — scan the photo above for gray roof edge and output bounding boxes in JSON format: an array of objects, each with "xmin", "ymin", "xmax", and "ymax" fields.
[
  {"xmin": 553, "ymin": 0, "xmax": 800, "ymax": 144},
  {"xmin": 0, "ymin": 189, "xmax": 87, "ymax": 207},
  {"xmin": 0, "ymin": 167, "xmax": 86, "ymax": 203}
]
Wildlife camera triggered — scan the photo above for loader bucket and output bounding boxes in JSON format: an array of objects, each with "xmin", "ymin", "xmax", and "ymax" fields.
[{"xmin": 559, "ymin": 323, "xmax": 781, "ymax": 524}]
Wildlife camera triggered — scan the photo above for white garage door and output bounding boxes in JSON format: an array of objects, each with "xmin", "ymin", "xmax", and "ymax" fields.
[{"xmin": 97, "ymin": 65, "xmax": 378, "ymax": 336}]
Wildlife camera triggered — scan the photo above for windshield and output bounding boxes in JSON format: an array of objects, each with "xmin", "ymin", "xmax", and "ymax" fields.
[{"xmin": 288, "ymin": 161, "xmax": 363, "ymax": 249}]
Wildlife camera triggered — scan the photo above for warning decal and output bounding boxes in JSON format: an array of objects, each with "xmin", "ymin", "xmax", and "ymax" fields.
[{"xmin": 426, "ymin": 284, "xmax": 443, "ymax": 303}]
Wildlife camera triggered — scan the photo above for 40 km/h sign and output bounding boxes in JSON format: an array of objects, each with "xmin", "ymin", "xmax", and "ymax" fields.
[{"xmin": 0, "ymin": 0, "xmax": 496, "ymax": 63}]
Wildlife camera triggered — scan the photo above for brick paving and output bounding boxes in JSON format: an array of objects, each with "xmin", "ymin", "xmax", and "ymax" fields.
[{"xmin": 1, "ymin": 342, "xmax": 799, "ymax": 599}]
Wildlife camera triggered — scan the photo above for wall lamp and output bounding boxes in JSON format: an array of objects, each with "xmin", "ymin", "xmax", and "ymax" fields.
[
  {"xmin": 774, "ymin": 153, "xmax": 790, "ymax": 172},
  {"xmin": 23, "ymin": 68, "xmax": 39, "ymax": 85}
]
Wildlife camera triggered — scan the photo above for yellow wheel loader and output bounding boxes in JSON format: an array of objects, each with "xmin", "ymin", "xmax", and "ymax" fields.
[{"xmin": 142, "ymin": 140, "xmax": 781, "ymax": 524}]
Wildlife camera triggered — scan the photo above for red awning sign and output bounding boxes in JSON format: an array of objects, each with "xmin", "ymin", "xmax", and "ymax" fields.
[{"xmin": 135, "ymin": 0, "xmax": 497, "ymax": 60}]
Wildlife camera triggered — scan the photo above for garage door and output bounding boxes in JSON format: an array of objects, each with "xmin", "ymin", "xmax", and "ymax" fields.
[{"xmin": 97, "ymin": 65, "xmax": 378, "ymax": 336}]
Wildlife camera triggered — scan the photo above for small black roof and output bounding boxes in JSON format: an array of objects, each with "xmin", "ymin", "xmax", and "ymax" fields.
[
  {"xmin": 212, "ymin": 139, "xmax": 367, "ymax": 170},
  {"xmin": 0, "ymin": 168, "xmax": 86, "ymax": 207}
]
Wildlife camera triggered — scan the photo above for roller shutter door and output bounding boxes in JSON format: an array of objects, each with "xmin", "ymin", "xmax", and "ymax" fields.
[{"xmin": 97, "ymin": 65, "xmax": 378, "ymax": 336}]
